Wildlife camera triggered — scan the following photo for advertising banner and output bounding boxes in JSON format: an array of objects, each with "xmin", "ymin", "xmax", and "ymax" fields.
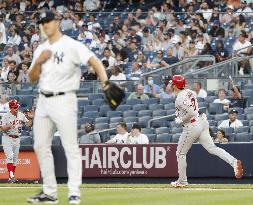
[
  {"xmin": 0, "ymin": 151, "xmax": 40, "ymax": 180},
  {"xmin": 81, "ymin": 144, "xmax": 178, "ymax": 177}
]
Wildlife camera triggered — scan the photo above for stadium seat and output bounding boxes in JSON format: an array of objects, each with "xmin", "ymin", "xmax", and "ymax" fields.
[
  {"xmin": 123, "ymin": 116, "xmax": 138, "ymax": 123},
  {"xmin": 78, "ymin": 117, "xmax": 93, "ymax": 126},
  {"xmin": 83, "ymin": 111, "xmax": 99, "ymax": 119},
  {"xmin": 141, "ymin": 128, "xmax": 155, "ymax": 134},
  {"xmin": 88, "ymin": 93, "xmax": 104, "ymax": 101},
  {"xmin": 164, "ymin": 103, "xmax": 175, "ymax": 110},
  {"xmin": 150, "ymin": 119, "xmax": 167, "ymax": 128},
  {"xmin": 84, "ymin": 105, "xmax": 99, "ymax": 112},
  {"xmin": 246, "ymin": 114, "xmax": 253, "ymax": 120},
  {"xmin": 234, "ymin": 126, "xmax": 250, "ymax": 134},
  {"xmin": 234, "ymin": 133, "xmax": 252, "ymax": 142},
  {"xmin": 138, "ymin": 110, "xmax": 152, "ymax": 117},
  {"xmin": 14, "ymin": 95, "xmax": 33, "ymax": 111},
  {"xmin": 152, "ymin": 110, "xmax": 167, "ymax": 117},
  {"xmin": 215, "ymin": 114, "xmax": 228, "ymax": 121},
  {"xmin": 99, "ymin": 105, "xmax": 111, "ymax": 117},
  {"xmin": 110, "ymin": 117, "xmax": 123, "ymax": 123},
  {"xmin": 155, "ymin": 127, "xmax": 170, "ymax": 134},
  {"xmin": 132, "ymin": 104, "xmax": 148, "ymax": 111},
  {"xmin": 149, "ymin": 104, "xmax": 164, "ymax": 111},
  {"xmin": 205, "ymin": 96, "xmax": 216, "ymax": 103},
  {"xmin": 244, "ymin": 84, "xmax": 253, "ymax": 90},
  {"xmin": 159, "ymin": 98, "xmax": 174, "ymax": 105},
  {"xmin": 126, "ymin": 99, "xmax": 142, "ymax": 105},
  {"xmin": 95, "ymin": 117, "xmax": 109, "ymax": 124},
  {"xmin": 226, "ymin": 133, "xmax": 235, "ymax": 142},
  {"xmin": 155, "ymin": 133, "xmax": 172, "ymax": 143},
  {"xmin": 20, "ymin": 136, "xmax": 33, "ymax": 145},
  {"xmin": 123, "ymin": 110, "xmax": 138, "ymax": 117},
  {"xmin": 171, "ymin": 134, "xmax": 181, "ymax": 143},
  {"xmin": 209, "ymin": 103, "xmax": 224, "ymax": 115},
  {"xmin": 219, "ymin": 127, "xmax": 234, "ymax": 135},
  {"xmin": 142, "ymin": 98, "xmax": 159, "ymax": 105},
  {"xmin": 138, "ymin": 116, "xmax": 152, "ymax": 128},
  {"xmin": 107, "ymin": 111, "xmax": 122, "ymax": 118},
  {"xmin": 244, "ymin": 107, "xmax": 253, "ymax": 114},
  {"xmin": 146, "ymin": 134, "xmax": 156, "ymax": 142},
  {"xmin": 208, "ymin": 120, "xmax": 216, "ymax": 126},
  {"xmin": 116, "ymin": 105, "xmax": 131, "ymax": 112},
  {"xmin": 167, "ymin": 109, "xmax": 176, "ymax": 116},
  {"xmin": 78, "ymin": 100, "xmax": 90, "ymax": 108},
  {"xmin": 171, "ymin": 127, "xmax": 183, "ymax": 134},
  {"xmin": 241, "ymin": 120, "xmax": 249, "ymax": 126},
  {"xmin": 95, "ymin": 123, "xmax": 109, "ymax": 130},
  {"xmin": 92, "ymin": 99, "xmax": 106, "ymax": 106},
  {"xmin": 197, "ymin": 97, "xmax": 205, "ymax": 102}
]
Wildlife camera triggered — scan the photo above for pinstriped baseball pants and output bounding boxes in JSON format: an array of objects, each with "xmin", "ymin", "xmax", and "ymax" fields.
[
  {"xmin": 33, "ymin": 92, "xmax": 82, "ymax": 198},
  {"xmin": 176, "ymin": 117, "xmax": 236, "ymax": 184}
]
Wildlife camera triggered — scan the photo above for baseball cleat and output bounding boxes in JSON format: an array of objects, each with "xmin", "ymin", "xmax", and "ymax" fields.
[
  {"xmin": 27, "ymin": 191, "xmax": 58, "ymax": 204},
  {"xmin": 8, "ymin": 177, "xmax": 18, "ymax": 184},
  {"xmin": 234, "ymin": 160, "xmax": 243, "ymax": 179},
  {"xmin": 69, "ymin": 195, "xmax": 81, "ymax": 204},
  {"xmin": 171, "ymin": 181, "xmax": 187, "ymax": 188}
]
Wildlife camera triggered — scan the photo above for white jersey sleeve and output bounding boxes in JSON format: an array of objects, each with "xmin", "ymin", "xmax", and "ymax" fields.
[
  {"xmin": 73, "ymin": 40, "xmax": 95, "ymax": 66},
  {"xmin": 175, "ymin": 89, "xmax": 199, "ymax": 124}
]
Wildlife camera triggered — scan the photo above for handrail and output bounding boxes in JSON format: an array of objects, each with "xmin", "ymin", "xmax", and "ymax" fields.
[
  {"xmin": 232, "ymin": 44, "xmax": 253, "ymax": 57},
  {"xmin": 147, "ymin": 114, "xmax": 176, "ymax": 128},
  {"xmin": 184, "ymin": 55, "xmax": 253, "ymax": 77},
  {"xmin": 141, "ymin": 55, "xmax": 215, "ymax": 77}
]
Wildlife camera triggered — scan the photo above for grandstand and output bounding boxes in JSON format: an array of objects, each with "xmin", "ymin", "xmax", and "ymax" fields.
[{"xmin": 0, "ymin": 0, "xmax": 252, "ymax": 146}]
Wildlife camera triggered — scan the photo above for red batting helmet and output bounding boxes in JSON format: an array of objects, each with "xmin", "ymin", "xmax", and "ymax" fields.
[
  {"xmin": 171, "ymin": 75, "xmax": 186, "ymax": 89},
  {"xmin": 9, "ymin": 99, "xmax": 20, "ymax": 109}
]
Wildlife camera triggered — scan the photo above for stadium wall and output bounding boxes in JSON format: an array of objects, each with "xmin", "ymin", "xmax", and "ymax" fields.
[{"xmin": 0, "ymin": 143, "xmax": 252, "ymax": 180}]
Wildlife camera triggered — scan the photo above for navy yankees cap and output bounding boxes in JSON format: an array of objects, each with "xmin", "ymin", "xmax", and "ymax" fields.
[
  {"xmin": 37, "ymin": 11, "xmax": 57, "ymax": 24},
  {"xmin": 229, "ymin": 109, "xmax": 238, "ymax": 114}
]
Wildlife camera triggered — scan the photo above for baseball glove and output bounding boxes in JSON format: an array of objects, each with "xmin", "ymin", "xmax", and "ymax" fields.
[{"xmin": 103, "ymin": 81, "xmax": 125, "ymax": 110}]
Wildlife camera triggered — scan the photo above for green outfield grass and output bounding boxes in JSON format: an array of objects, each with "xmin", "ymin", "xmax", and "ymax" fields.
[{"xmin": 0, "ymin": 184, "xmax": 252, "ymax": 205}]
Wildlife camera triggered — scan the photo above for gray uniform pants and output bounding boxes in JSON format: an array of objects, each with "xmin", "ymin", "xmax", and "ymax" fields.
[
  {"xmin": 176, "ymin": 116, "xmax": 236, "ymax": 184},
  {"xmin": 2, "ymin": 135, "xmax": 20, "ymax": 165}
]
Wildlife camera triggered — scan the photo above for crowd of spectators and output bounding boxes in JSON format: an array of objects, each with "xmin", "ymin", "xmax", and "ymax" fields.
[{"xmin": 0, "ymin": 0, "xmax": 251, "ymax": 144}]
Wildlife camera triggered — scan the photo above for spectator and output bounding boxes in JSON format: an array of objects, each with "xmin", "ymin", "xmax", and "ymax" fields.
[
  {"xmin": 142, "ymin": 27, "xmax": 154, "ymax": 48},
  {"xmin": 214, "ymin": 129, "xmax": 228, "ymax": 144},
  {"xmin": 209, "ymin": 7, "xmax": 220, "ymax": 23},
  {"xmin": 106, "ymin": 122, "xmax": 129, "ymax": 144},
  {"xmin": 129, "ymin": 62, "xmax": 142, "ymax": 81},
  {"xmin": 17, "ymin": 62, "xmax": 30, "ymax": 83},
  {"xmin": 7, "ymin": 28, "xmax": 21, "ymax": 46},
  {"xmin": 233, "ymin": 31, "xmax": 252, "ymax": 75},
  {"xmin": 219, "ymin": 5, "xmax": 234, "ymax": 24},
  {"xmin": 209, "ymin": 20, "xmax": 225, "ymax": 38},
  {"xmin": 81, "ymin": 66, "xmax": 97, "ymax": 81},
  {"xmin": 128, "ymin": 123, "xmax": 149, "ymax": 144},
  {"xmin": 229, "ymin": 80, "xmax": 246, "ymax": 108},
  {"xmin": 87, "ymin": 14, "xmax": 101, "ymax": 31},
  {"xmin": 8, "ymin": 60, "xmax": 19, "ymax": 80},
  {"xmin": 136, "ymin": 50, "xmax": 146, "ymax": 66},
  {"xmin": 0, "ymin": 95, "xmax": 9, "ymax": 112},
  {"xmin": 160, "ymin": 48, "xmax": 179, "ymax": 66},
  {"xmin": 218, "ymin": 109, "xmax": 243, "ymax": 129},
  {"xmin": 152, "ymin": 83, "xmax": 175, "ymax": 99},
  {"xmin": 193, "ymin": 82, "xmax": 207, "ymax": 99},
  {"xmin": 79, "ymin": 122, "xmax": 101, "ymax": 144},
  {"xmin": 109, "ymin": 66, "xmax": 126, "ymax": 82},
  {"xmin": 215, "ymin": 41, "xmax": 230, "ymax": 62},
  {"xmin": 197, "ymin": 2, "xmax": 213, "ymax": 22},
  {"xmin": 3, "ymin": 46, "xmax": 21, "ymax": 66},
  {"xmin": 235, "ymin": 1, "xmax": 253, "ymax": 18},
  {"xmin": 144, "ymin": 76, "xmax": 161, "ymax": 95},
  {"xmin": 101, "ymin": 47, "xmax": 116, "ymax": 70},
  {"xmin": 185, "ymin": 40, "xmax": 199, "ymax": 57},
  {"xmin": 213, "ymin": 88, "xmax": 230, "ymax": 110},
  {"xmin": 146, "ymin": 50, "xmax": 164, "ymax": 70},
  {"xmin": 0, "ymin": 14, "xmax": 6, "ymax": 51},
  {"xmin": 128, "ymin": 84, "xmax": 149, "ymax": 100},
  {"xmin": 83, "ymin": 0, "xmax": 101, "ymax": 12},
  {"xmin": 109, "ymin": 15, "xmax": 122, "ymax": 34},
  {"xmin": 1, "ymin": 58, "xmax": 10, "ymax": 82},
  {"xmin": 60, "ymin": 11, "xmax": 74, "ymax": 31}
]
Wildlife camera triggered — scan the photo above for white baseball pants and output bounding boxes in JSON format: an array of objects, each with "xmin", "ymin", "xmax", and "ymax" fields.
[{"xmin": 33, "ymin": 92, "xmax": 82, "ymax": 198}]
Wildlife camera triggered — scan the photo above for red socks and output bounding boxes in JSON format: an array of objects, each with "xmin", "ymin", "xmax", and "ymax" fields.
[{"xmin": 7, "ymin": 163, "xmax": 15, "ymax": 178}]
